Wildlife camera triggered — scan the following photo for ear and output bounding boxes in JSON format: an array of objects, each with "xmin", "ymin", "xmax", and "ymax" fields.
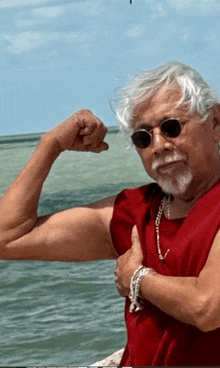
[{"xmin": 210, "ymin": 104, "xmax": 220, "ymax": 143}]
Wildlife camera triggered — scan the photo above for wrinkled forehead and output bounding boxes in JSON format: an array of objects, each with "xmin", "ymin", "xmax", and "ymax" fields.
[{"xmin": 131, "ymin": 84, "xmax": 187, "ymax": 129}]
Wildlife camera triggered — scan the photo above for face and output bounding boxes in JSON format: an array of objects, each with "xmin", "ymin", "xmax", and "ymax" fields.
[{"xmin": 131, "ymin": 85, "xmax": 220, "ymax": 198}]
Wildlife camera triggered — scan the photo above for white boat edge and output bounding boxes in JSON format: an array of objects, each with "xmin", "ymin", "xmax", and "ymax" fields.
[
  {"xmin": 37, "ymin": 348, "xmax": 125, "ymax": 368},
  {"xmin": 90, "ymin": 347, "xmax": 124, "ymax": 366}
]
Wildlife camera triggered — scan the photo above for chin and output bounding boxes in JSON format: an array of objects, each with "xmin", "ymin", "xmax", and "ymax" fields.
[{"xmin": 156, "ymin": 170, "xmax": 193, "ymax": 197}]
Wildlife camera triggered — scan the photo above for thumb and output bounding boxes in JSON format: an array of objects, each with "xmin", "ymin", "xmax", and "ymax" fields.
[
  {"xmin": 89, "ymin": 141, "xmax": 109, "ymax": 153},
  {"xmin": 131, "ymin": 225, "xmax": 143, "ymax": 258}
]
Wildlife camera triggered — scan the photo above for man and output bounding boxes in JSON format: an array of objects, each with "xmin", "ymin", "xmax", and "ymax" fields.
[{"xmin": 1, "ymin": 61, "xmax": 220, "ymax": 365}]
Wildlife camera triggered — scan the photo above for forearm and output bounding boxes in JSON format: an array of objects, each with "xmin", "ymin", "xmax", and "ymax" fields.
[
  {"xmin": 0, "ymin": 133, "xmax": 60, "ymax": 244},
  {"xmin": 139, "ymin": 271, "xmax": 208, "ymax": 330}
]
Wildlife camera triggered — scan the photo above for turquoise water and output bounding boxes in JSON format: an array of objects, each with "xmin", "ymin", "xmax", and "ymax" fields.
[{"xmin": 0, "ymin": 129, "xmax": 151, "ymax": 366}]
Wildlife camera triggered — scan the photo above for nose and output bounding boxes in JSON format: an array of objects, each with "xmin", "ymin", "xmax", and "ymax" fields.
[{"xmin": 151, "ymin": 128, "xmax": 173, "ymax": 155}]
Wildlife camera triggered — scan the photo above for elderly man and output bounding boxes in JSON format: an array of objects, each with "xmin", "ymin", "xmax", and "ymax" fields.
[{"xmin": 1, "ymin": 61, "xmax": 220, "ymax": 366}]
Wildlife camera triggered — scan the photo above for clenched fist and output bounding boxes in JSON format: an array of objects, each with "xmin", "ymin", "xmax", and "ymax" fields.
[{"xmin": 46, "ymin": 109, "xmax": 109, "ymax": 153}]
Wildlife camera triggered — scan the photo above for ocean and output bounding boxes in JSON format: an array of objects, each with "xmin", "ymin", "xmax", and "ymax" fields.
[{"xmin": 0, "ymin": 128, "xmax": 151, "ymax": 367}]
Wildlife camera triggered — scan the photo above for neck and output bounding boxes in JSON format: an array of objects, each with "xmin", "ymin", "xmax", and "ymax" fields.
[{"xmin": 167, "ymin": 173, "xmax": 220, "ymax": 219}]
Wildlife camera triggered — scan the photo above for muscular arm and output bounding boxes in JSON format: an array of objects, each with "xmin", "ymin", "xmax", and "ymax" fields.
[
  {"xmin": 0, "ymin": 110, "xmax": 118, "ymax": 261},
  {"xmin": 115, "ymin": 226, "xmax": 220, "ymax": 332}
]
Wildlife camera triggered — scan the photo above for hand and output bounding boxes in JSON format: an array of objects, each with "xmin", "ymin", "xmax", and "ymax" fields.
[
  {"xmin": 46, "ymin": 109, "xmax": 109, "ymax": 153},
  {"xmin": 114, "ymin": 225, "xmax": 144, "ymax": 297}
]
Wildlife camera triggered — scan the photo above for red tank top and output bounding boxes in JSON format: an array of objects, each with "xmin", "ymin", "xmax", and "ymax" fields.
[{"xmin": 110, "ymin": 182, "xmax": 220, "ymax": 366}]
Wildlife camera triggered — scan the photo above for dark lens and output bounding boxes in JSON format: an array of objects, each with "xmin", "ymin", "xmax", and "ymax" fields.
[
  {"xmin": 161, "ymin": 119, "xmax": 181, "ymax": 138},
  {"xmin": 131, "ymin": 130, "xmax": 151, "ymax": 149}
]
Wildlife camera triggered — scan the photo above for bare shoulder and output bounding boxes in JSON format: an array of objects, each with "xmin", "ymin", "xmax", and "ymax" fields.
[
  {"xmin": 87, "ymin": 194, "xmax": 117, "ymax": 209},
  {"xmin": 198, "ymin": 228, "xmax": 220, "ymax": 275},
  {"xmin": 83, "ymin": 194, "xmax": 118, "ymax": 248},
  {"xmin": 85, "ymin": 194, "xmax": 117, "ymax": 224},
  {"xmin": 205, "ymin": 227, "xmax": 220, "ymax": 264}
]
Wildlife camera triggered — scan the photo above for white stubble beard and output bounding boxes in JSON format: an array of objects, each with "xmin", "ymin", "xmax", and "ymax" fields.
[
  {"xmin": 156, "ymin": 168, "xmax": 193, "ymax": 196},
  {"xmin": 151, "ymin": 151, "xmax": 193, "ymax": 196}
]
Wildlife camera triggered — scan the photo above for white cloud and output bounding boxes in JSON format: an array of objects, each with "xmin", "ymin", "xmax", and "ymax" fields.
[
  {"xmin": 124, "ymin": 25, "xmax": 147, "ymax": 39},
  {"xmin": 8, "ymin": 1, "xmax": 108, "ymax": 32},
  {"xmin": 15, "ymin": 18, "xmax": 41, "ymax": 28},
  {"xmin": 3, "ymin": 31, "xmax": 59, "ymax": 53},
  {"xmin": 205, "ymin": 29, "xmax": 220, "ymax": 48},
  {"xmin": 154, "ymin": 3, "xmax": 168, "ymax": 17},
  {"xmin": 0, "ymin": 0, "xmax": 110, "ymax": 57},
  {"xmin": 168, "ymin": 0, "xmax": 193, "ymax": 10},
  {"xmin": 23, "ymin": 0, "xmax": 107, "ymax": 18},
  {"xmin": 72, "ymin": 1, "xmax": 107, "ymax": 17},
  {"xmin": 0, "ymin": 0, "xmax": 49, "ymax": 8},
  {"xmin": 144, "ymin": 0, "xmax": 155, "ymax": 4},
  {"xmin": 14, "ymin": 5, "xmax": 68, "ymax": 29},
  {"xmin": 125, "ymin": 19, "xmax": 193, "ymax": 57},
  {"xmin": 32, "ymin": 5, "xmax": 65, "ymax": 18},
  {"xmin": 1, "ymin": 28, "xmax": 98, "ymax": 56},
  {"xmin": 168, "ymin": 0, "xmax": 220, "ymax": 13}
]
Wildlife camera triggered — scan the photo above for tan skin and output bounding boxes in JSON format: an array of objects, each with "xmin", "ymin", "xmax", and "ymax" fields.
[{"xmin": 1, "ymin": 91, "xmax": 220, "ymax": 332}]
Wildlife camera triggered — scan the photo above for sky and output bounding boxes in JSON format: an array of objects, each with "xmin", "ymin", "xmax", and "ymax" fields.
[{"xmin": 0, "ymin": 0, "xmax": 220, "ymax": 135}]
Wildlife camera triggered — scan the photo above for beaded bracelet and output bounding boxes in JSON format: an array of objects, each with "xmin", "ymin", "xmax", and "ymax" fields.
[{"xmin": 129, "ymin": 265, "xmax": 153, "ymax": 313}]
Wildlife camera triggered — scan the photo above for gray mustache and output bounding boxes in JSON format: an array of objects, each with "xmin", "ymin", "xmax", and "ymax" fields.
[{"xmin": 152, "ymin": 152, "xmax": 186, "ymax": 171}]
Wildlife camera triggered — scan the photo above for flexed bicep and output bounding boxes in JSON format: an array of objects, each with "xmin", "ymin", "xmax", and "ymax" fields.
[{"xmin": 3, "ymin": 197, "xmax": 118, "ymax": 262}]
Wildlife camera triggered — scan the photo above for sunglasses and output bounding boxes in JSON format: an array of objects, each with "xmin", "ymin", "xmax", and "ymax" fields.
[{"xmin": 131, "ymin": 118, "xmax": 182, "ymax": 149}]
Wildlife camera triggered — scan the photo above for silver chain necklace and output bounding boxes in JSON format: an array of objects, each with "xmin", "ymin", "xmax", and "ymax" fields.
[{"xmin": 155, "ymin": 195, "xmax": 171, "ymax": 260}]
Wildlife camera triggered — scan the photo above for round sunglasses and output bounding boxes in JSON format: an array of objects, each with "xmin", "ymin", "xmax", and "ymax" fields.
[{"xmin": 131, "ymin": 118, "xmax": 182, "ymax": 149}]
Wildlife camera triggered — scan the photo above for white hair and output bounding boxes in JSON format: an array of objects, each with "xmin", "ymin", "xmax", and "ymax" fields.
[{"xmin": 111, "ymin": 61, "xmax": 220, "ymax": 135}]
